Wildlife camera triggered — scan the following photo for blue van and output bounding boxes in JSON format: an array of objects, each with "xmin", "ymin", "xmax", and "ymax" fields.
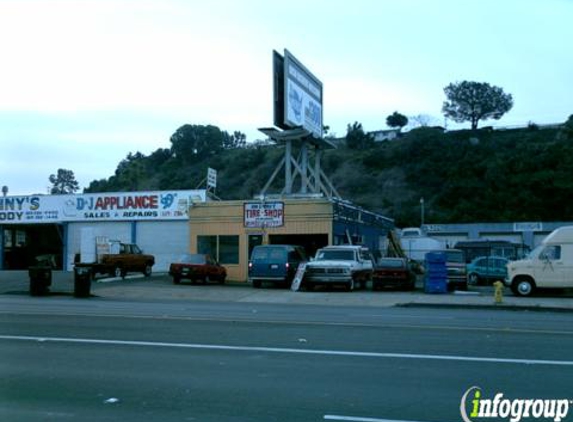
[{"xmin": 248, "ymin": 245, "xmax": 307, "ymax": 288}]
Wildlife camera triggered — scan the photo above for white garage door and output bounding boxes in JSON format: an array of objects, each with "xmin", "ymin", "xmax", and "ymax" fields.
[
  {"xmin": 66, "ymin": 222, "xmax": 132, "ymax": 271},
  {"xmin": 135, "ymin": 221, "xmax": 189, "ymax": 272}
]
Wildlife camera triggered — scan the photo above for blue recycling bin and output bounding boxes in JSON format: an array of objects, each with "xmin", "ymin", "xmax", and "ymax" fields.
[{"xmin": 424, "ymin": 252, "xmax": 447, "ymax": 294}]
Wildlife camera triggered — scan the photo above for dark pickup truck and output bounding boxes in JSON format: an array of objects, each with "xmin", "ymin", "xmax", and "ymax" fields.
[{"xmin": 74, "ymin": 243, "xmax": 155, "ymax": 279}]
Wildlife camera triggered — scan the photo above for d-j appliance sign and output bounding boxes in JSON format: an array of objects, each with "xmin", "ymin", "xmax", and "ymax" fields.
[{"xmin": 0, "ymin": 190, "xmax": 206, "ymax": 224}]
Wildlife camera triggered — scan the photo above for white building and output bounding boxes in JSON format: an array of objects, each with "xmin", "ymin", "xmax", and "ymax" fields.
[{"xmin": 0, "ymin": 190, "xmax": 206, "ymax": 272}]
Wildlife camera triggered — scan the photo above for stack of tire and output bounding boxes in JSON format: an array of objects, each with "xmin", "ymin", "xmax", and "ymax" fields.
[{"xmin": 424, "ymin": 251, "xmax": 448, "ymax": 294}]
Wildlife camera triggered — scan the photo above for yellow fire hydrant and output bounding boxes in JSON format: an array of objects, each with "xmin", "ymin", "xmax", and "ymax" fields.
[{"xmin": 493, "ymin": 280, "xmax": 504, "ymax": 304}]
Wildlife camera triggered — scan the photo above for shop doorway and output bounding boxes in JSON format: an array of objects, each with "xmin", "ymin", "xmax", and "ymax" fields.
[
  {"xmin": 3, "ymin": 224, "xmax": 64, "ymax": 270},
  {"xmin": 268, "ymin": 234, "xmax": 328, "ymax": 259},
  {"xmin": 247, "ymin": 235, "xmax": 264, "ymax": 261}
]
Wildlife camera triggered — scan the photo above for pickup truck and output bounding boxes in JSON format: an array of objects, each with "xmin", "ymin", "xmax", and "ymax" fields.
[
  {"xmin": 74, "ymin": 242, "xmax": 155, "ymax": 279},
  {"xmin": 304, "ymin": 245, "xmax": 373, "ymax": 291}
]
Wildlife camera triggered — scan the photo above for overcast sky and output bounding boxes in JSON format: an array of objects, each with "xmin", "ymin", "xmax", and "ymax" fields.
[{"xmin": 1, "ymin": 0, "xmax": 572, "ymax": 196}]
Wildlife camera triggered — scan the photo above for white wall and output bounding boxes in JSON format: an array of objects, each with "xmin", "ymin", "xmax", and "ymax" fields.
[
  {"xmin": 67, "ymin": 222, "xmax": 132, "ymax": 271},
  {"xmin": 135, "ymin": 221, "xmax": 189, "ymax": 272},
  {"xmin": 66, "ymin": 221, "xmax": 189, "ymax": 272}
]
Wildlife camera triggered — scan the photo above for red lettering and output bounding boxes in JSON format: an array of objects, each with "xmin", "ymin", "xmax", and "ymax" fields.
[{"xmin": 149, "ymin": 195, "xmax": 158, "ymax": 208}]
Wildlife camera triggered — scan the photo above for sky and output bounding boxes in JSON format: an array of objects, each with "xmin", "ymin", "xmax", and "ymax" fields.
[{"xmin": 1, "ymin": 0, "xmax": 572, "ymax": 196}]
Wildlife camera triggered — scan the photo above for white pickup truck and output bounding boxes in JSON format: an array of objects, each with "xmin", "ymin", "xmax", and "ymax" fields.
[{"xmin": 304, "ymin": 245, "xmax": 373, "ymax": 291}]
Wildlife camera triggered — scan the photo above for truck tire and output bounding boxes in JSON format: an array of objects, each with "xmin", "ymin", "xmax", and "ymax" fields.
[
  {"xmin": 345, "ymin": 279, "xmax": 355, "ymax": 292},
  {"xmin": 511, "ymin": 277, "xmax": 535, "ymax": 297},
  {"xmin": 113, "ymin": 267, "xmax": 124, "ymax": 279}
]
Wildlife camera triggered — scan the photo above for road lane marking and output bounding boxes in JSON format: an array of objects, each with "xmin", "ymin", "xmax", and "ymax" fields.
[{"xmin": 2, "ymin": 334, "xmax": 573, "ymax": 366}]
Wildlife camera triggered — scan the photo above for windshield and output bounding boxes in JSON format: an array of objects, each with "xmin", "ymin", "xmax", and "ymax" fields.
[
  {"xmin": 527, "ymin": 245, "xmax": 544, "ymax": 259},
  {"xmin": 316, "ymin": 250, "xmax": 355, "ymax": 261},
  {"xmin": 378, "ymin": 258, "xmax": 405, "ymax": 268},
  {"xmin": 179, "ymin": 254, "xmax": 206, "ymax": 264},
  {"xmin": 445, "ymin": 251, "xmax": 464, "ymax": 263}
]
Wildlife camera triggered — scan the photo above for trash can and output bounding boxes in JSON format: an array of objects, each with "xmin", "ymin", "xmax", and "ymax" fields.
[
  {"xmin": 74, "ymin": 266, "xmax": 92, "ymax": 298},
  {"xmin": 424, "ymin": 251, "xmax": 448, "ymax": 294},
  {"xmin": 29, "ymin": 266, "xmax": 52, "ymax": 296}
]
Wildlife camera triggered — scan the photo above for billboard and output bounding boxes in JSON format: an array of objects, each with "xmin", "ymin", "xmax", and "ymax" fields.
[
  {"xmin": 273, "ymin": 49, "xmax": 323, "ymax": 138},
  {"xmin": 244, "ymin": 202, "xmax": 284, "ymax": 228},
  {"xmin": 0, "ymin": 190, "xmax": 206, "ymax": 224}
]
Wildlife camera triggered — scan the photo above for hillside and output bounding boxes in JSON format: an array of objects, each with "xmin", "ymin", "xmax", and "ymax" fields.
[{"xmin": 85, "ymin": 121, "xmax": 573, "ymax": 227}]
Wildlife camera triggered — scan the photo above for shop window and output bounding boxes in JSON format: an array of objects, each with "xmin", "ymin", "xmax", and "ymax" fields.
[
  {"xmin": 198, "ymin": 236, "xmax": 217, "ymax": 257},
  {"xmin": 197, "ymin": 235, "xmax": 239, "ymax": 265},
  {"xmin": 219, "ymin": 236, "xmax": 239, "ymax": 264}
]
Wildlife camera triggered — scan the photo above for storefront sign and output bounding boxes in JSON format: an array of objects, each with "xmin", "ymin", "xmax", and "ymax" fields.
[
  {"xmin": 0, "ymin": 190, "xmax": 206, "ymax": 224},
  {"xmin": 244, "ymin": 202, "xmax": 284, "ymax": 228}
]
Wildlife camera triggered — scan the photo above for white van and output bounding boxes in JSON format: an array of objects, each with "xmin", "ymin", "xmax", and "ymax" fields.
[{"xmin": 505, "ymin": 226, "xmax": 573, "ymax": 296}]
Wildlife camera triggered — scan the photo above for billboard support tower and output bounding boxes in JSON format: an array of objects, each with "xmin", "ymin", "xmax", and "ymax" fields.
[
  {"xmin": 258, "ymin": 127, "xmax": 340, "ymax": 199},
  {"xmin": 259, "ymin": 49, "xmax": 339, "ymax": 199}
]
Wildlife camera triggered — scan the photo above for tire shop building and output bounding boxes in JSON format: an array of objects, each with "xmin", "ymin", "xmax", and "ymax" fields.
[
  {"xmin": 188, "ymin": 196, "xmax": 394, "ymax": 282},
  {"xmin": 0, "ymin": 190, "xmax": 206, "ymax": 272}
]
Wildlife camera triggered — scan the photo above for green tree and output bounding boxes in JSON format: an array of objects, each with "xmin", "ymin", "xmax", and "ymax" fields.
[
  {"xmin": 557, "ymin": 114, "xmax": 573, "ymax": 140},
  {"xmin": 345, "ymin": 122, "xmax": 374, "ymax": 150},
  {"xmin": 49, "ymin": 168, "xmax": 80, "ymax": 194},
  {"xmin": 170, "ymin": 124, "xmax": 225, "ymax": 163},
  {"xmin": 442, "ymin": 81, "xmax": 513, "ymax": 130},
  {"xmin": 222, "ymin": 131, "xmax": 247, "ymax": 149},
  {"xmin": 386, "ymin": 111, "xmax": 408, "ymax": 132}
]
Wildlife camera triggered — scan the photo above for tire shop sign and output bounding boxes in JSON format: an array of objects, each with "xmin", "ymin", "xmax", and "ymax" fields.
[{"xmin": 244, "ymin": 202, "xmax": 284, "ymax": 228}]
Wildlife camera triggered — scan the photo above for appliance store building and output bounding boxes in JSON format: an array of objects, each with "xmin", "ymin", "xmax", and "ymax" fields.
[{"xmin": 0, "ymin": 190, "xmax": 206, "ymax": 272}]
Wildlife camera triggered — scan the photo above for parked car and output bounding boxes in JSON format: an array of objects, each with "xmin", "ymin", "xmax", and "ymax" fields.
[
  {"xmin": 304, "ymin": 245, "xmax": 373, "ymax": 291},
  {"xmin": 74, "ymin": 241, "xmax": 154, "ymax": 279},
  {"xmin": 169, "ymin": 254, "xmax": 226, "ymax": 284},
  {"xmin": 372, "ymin": 257, "xmax": 416, "ymax": 290},
  {"xmin": 248, "ymin": 245, "xmax": 307, "ymax": 288},
  {"xmin": 467, "ymin": 256, "xmax": 509, "ymax": 285}
]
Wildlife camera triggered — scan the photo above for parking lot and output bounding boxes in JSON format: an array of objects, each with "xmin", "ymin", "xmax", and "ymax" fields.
[{"xmin": 1, "ymin": 270, "xmax": 572, "ymax": 311}]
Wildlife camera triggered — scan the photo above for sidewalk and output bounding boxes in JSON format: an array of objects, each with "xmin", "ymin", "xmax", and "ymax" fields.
[{"xmin": 1, "ymin": 270, "xmax": 572, "ymax": 311}]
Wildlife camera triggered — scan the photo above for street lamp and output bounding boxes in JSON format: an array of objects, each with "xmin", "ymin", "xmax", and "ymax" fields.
[{"xmin": 420, "ymin": 197, "xmax": 425, "ymax": 228}]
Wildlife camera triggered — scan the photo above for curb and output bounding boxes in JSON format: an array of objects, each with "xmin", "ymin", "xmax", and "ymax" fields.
[{"xmin": 396, "ymin": 302, "xmax": 573, "ymax": 313}]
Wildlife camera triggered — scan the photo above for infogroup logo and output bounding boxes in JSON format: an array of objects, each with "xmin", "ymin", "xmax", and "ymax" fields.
[{"xmin": 460, "ymin": 386, "xmax": 571, "ymax": 422}]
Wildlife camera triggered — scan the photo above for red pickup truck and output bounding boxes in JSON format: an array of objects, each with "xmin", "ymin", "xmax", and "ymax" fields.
[{"xmin": 74, "ymin": 242, "xmax": 155, "ymax": 279}]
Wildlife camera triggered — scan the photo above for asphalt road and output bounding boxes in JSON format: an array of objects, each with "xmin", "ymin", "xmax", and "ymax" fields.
[{"xmin": 1, "ymin": 296, "xmax": 573, "ymax": 422}]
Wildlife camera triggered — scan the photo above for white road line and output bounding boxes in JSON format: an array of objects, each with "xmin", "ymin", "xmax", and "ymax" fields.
[
  {"xmin": 1, "ymin": 335, "xmax": 573, "ymax": 366},
  {"xmin": 324, "ymin": 416, "xmax": 446, "ymax": 422}
]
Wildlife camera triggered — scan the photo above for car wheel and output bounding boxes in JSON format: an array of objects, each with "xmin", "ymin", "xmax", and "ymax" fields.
[
  {"xmin": 204, "ymin": 275, "xmax": 210, "ymax": 284},
  {"xmin": 468, "ymin": 273, "xmax": 480, "ymax": 285},
  {"xmin": 173, "ymin": 276, "xmax": 181, "ymax": 285},
  {"xmin": 512, "ymin": 278, "xmax": 535, "ymax": 297},
  {"xmin": 253, "ymin": 280, "xmax": 262, "ymax": 288},
  {"xmin": 144, "ymin": 264, "xmax": 152, "ymax": 277},
  {"xmin": 346, "ymin": 279, "xmax": 355, "ymax": 292},
  {"xmin": 372, "ymin": 281, "xmax": 379, "ymax": 291},
  {"xmin": 113, "ymin": 267, "xmax": 123, "ymax": 278},
  {"xmin": 218, "ymin": 275, "xmax": 226, "ymax": 284}
]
